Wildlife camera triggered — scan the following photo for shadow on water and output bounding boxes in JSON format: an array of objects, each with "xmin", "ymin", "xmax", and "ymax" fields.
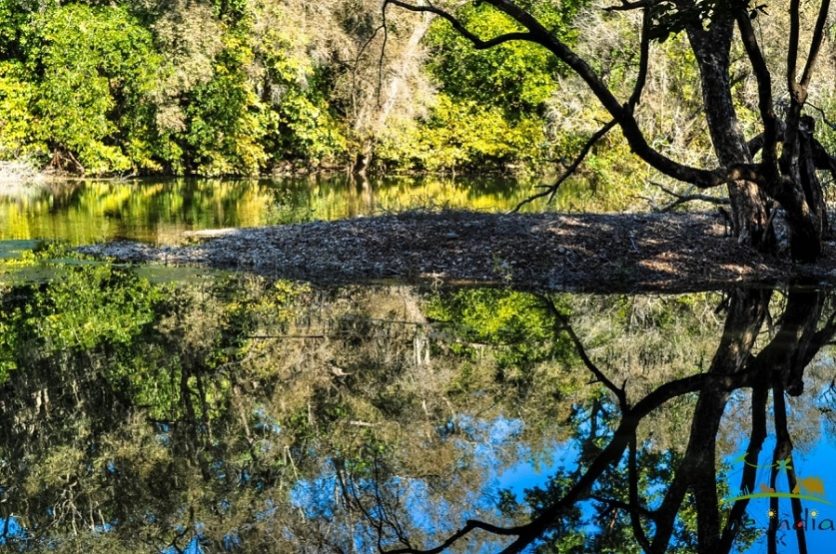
[{"xmin": 0, "ymin": 259, "xmax": 834, "ymax": 553}]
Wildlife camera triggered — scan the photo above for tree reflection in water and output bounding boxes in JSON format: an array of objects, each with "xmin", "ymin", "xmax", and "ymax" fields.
[{"xmin": 0, "ymin": 263, "xmax": 834, "ymax": 553}]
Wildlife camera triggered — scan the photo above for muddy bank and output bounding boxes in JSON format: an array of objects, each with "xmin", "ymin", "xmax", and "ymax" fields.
[{"xmin": 78, "ymin": 211, "xmax": 836, "ymax": 293}]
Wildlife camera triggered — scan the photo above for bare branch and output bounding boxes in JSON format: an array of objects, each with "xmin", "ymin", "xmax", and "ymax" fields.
[
  {"xmin": 382, "ymin": 0, "xmax": 533, "ymax": 50},
  {"xmin": 542, "ymin": 295, "xmax": 628, "ymax": 411},
  {"xmin": 628, "ymin": 436, "xmax": 652, "ymax": 552},
  {"xmin": 649, "ymin": 181, "xmax": 730, "ymax": 212},
  {"xmin": 514, "ymin": 5, "xmax": 650, "ymax": 212},
  {"xmin": 628, "ymin": 8, "xmax": 651, "ymax": 110},
  {"xmin": 513, "ymin": 119, "xmax": 616, "ymax": 212},
  {"xmin": 718, "ymin": 383, "xmax": 768, "ymax": 551},
  {"xmin": 807, "ymin": 102, "xmax": 836, "ymax": 131},
  {"xmin": 588, "ymin": 494, "xmax": 655, "ymax": 519},
  {"xmin": 383, "ymin": 518, "xmax": 520, "ymax": 554},
  {"xmin": 788, "ymin": 0, "xmax": 801, "ymax": 95},
  {"xmin": 736, "ymin": 10, "xmax": 780, "ymax": 177},
  {"xmin": 799, "ymin": 0, "xmax": 831, "ymax": 89},
  {"xmin": 605, "ymin": 0, "xmax": 655, "ymax": 12}
]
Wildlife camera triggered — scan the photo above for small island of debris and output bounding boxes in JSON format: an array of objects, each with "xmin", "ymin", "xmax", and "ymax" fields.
[{"xmin": 79, "ymin": 211, "xmax": 836, "ymax": 293}]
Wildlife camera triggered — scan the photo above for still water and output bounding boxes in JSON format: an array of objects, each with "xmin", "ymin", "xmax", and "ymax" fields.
[
  {"xmin": 0, "ymin": 176, "xmax": 550, "ymax": 245},
  {"xmin": 0, "ymin": 259, "xmax": 833, "ymax": 553},
  {"xmin": 0, "ymin": 178, "xmax": 833, "ymax": 552}
]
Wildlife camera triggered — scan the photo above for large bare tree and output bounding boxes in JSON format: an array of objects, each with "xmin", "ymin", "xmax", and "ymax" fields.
[{"xmin": 383, "ymin": 0, "xmax": 836, "ymax": 262}]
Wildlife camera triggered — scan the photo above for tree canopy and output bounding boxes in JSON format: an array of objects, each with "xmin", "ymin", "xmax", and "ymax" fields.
[{"xmin": 0, "ymin": 0, "xmax": 586, "ymax": 177}]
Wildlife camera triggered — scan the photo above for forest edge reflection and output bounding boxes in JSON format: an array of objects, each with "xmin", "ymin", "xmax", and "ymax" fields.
[{"xmin": 0, "ymin": 262, "xmax": 834, "ymax": 553}]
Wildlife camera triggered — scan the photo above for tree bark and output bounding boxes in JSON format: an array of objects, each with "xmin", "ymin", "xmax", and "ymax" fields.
[
  {"xmin": 780, "ymin": 116, "xmax": 828, "ymax": 261},
  {"xmin": 687, "ymin": 16, "xmax": 773, "ymax": 250},
  {"xmin": 650, "ymin": 287, "xmax": 772, "ymax": 553}
]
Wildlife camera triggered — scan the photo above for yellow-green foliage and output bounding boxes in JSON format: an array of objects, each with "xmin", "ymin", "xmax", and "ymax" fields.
[
  {"xmin": 377, "ymin": 94, "xmax": 547, "ymax": 171},
  {"xmin": 552, "ymin": 131, "xmax": 651, "ymax": 212},
  {"xmin": 29, "ymin": 4, "xmax": 161, "ymax": 174},
  {"xmin": 184, "ymin": 33, "xmax": 268, "ymax": 175},
  {"xmin": 423, "ymin": 3, "xmax": 567, "ymax": 111},
  {"xmin": 250, "ymin": 2, "xmax": 348, "ymax": 164},
  {"xmin": 0, "ymin": 0, "xmax": 603, "ymax": 177},
  {"xmin": 0, "ymin": 61, "xmax": 37, "ymax": 158}
]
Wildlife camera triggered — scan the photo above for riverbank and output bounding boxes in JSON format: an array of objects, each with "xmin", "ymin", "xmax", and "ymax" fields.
[{"xmin": 76, "ymin": 210, "xmax": 836, "ymax": 293}]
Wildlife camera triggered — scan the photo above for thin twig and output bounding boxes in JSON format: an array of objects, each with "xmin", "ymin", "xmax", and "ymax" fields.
[
  {"xmin": 513, "ymin": 119, "xmax": 616, "ymax": 212},
  {"xmin": 648, "ymin": 181, "xmax": 730, "ymax": 212}
]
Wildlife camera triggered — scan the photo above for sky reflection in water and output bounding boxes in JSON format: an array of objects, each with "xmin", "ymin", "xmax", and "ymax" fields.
[{"xmin": 0, "ymin": 254, "xmax": 834, "ymax": 552}]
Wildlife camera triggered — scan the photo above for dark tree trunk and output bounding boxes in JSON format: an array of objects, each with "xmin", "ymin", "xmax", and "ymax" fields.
[
  {"xmin": 688, "ymin": 14, "xmax": 830, "ymax": 262},
  {"xmin": 778, "ymin": 116, "xmax": 829, "ymax": 262},
  {"xmin": 687, "ymin": 17, "xmax": 774, "ymax": 250},
  {"xmin": 650, "ymin": 287, "xmax": 772, "ymax": 553}
]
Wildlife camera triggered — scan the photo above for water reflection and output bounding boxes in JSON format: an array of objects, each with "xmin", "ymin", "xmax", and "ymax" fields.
[
  {"xmin": 0, "ymin": 263, "xmax": 834, "ymax": 552},
  {"xmin": 0, "ymin": 175, "xmax": 542, "ymax": 246}
]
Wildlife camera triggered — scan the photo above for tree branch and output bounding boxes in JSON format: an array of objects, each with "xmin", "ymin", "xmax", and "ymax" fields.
[
  {"xmin": 788, "ymin": 0, "xmax": 801, "ymax": 96},
  {"xmin": 514, "ymin": 5, "xmax": 651, "ymax": 211},
  {"xmin": 385, "ymin": 0, "xmax": 759, "ymax": 189},
  {"xmin": 628, "ymin": 435, "xmax": 652, "ymax": 552},
  {"xmin": 383, "ymin": 518, "xmax": 520, "ymax": 554},
  {"xmin": 799, "ymin": 0, "xmax": 831, "ymax": 89},
  {"xmin": 542, "ymin": 296, "xmax": 628, "ymax": 411},
  {"xmin": 499, "ymin": 370, "xmax": 745, "ymax": 554},
  {"xmin": 605, "ymin": 0, "xmax": 655, "ymax": 12},
  {"xmin": 648, "ymin": 181, "xmax": 730, "ymax": 212},
  {"xmin": 513, "ymin": 119, "xmax": 616, "ymax": 212},
  {"xmin": 383, "ymin": 0, "xmax": 533, "ymax": 49},
  {"xmin": 768, "ymin": 384, "xmax": 808, "ymax": 554},
  {"xmin": 718, "ymin": 382, "xmax": 769, "ymax": 551},
  {"xmin": 806, "ymin": 102, "xmax": 836, "ymax": 131},
  {"xmin": 588, "ymin": 494, "xmax": 655, "ymax": 519},
  {"xmin": 736, "ymin": 9, "xmax": 780, "ymax": 178},
  {"xmin": 628, "ymin": 7, "xmax": 652, "ymax": 110}
]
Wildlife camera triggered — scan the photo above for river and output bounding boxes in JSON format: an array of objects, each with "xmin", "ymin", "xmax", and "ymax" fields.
[
  {"xmin": 0, "ymin": 176, "xmax": 548, "ymax": 246},
  {"xmin": 0, "ymin": 178, "xmax": 832, "ymax": 553}
]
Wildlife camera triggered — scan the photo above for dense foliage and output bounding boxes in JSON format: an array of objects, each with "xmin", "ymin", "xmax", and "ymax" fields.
[
  {"xmin": 0, "ymin": 0, "xmax": 635, "ymax": 188},
  {"xmin": 2, "ymin": 0, "xmax": 836, "ymax": 218}
]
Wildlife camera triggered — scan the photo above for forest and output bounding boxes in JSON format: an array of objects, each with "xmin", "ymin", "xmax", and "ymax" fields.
[
  {"xmin": 0, "ymin": 0, "xmax": 575, "ymax": 177},
  {"xmin": 0, "ymin": 0, "xmax": 827, "ymax": 200}
]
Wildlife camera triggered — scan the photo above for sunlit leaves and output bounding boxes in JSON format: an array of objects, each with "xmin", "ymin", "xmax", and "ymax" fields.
[
  {"xmin": 33, "ymin": 264, "xmax": 160, "ymax": 352},
  {"xmin": 377, "ymin": 93, "xmax": 547, "ymax": 170},
  {"xmin": 28, "ymin": 4, "xmax": 161, "ymax": 174},
  {"xmin": 0, "ymin": 61, "xmax": 37, "ymax": 159},
  {"xmin": 424, "ymin": 2, "xmax": 564, "ymax": 111}
]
